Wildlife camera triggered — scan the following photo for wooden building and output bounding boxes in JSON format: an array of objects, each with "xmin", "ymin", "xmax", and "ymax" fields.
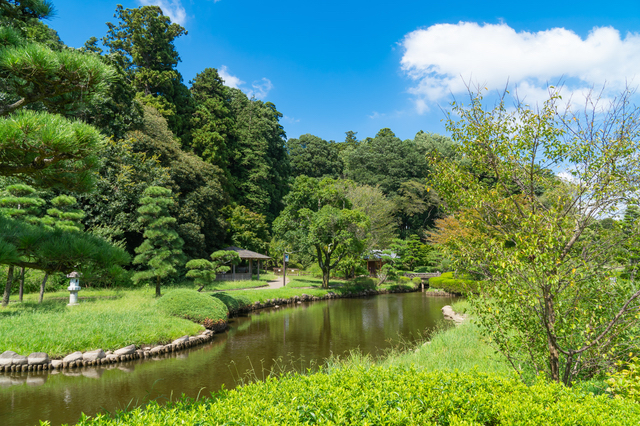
[
  {"xmin": 215, "ymin": 246, "xmax": 271, "ymax": 281},
  {"xmin": 364, "ymin": 250, "xmax": 399, "ymax": 276}
]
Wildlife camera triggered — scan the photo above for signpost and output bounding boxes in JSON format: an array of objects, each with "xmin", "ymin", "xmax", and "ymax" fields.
[{"xmin": 283, "ymin": 253, "xmax": 289, "ymax": 287}]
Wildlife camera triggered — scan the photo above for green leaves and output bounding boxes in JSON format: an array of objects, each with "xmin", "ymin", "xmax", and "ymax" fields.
[
  {"xmin": 0, "ymin": 110, "xmax": 104, "ymax": 191},
  {"xmin": 430, "ymin": 87, "xmax": 640, "ymax": 384}
]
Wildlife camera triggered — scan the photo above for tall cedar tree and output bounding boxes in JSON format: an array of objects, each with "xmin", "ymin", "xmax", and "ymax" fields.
[
  {"xmin": 102, "ymin": 5, "xmax": 193, "ymax": 144},
  {"xmin": 132, "ymin": 186, "xmax": 185, "ymax": 297}
]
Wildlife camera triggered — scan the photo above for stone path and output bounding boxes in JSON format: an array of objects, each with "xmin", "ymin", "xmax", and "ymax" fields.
[{"xmin": 258, "ymin": 276, "xmax": 290, "ymax": 289}]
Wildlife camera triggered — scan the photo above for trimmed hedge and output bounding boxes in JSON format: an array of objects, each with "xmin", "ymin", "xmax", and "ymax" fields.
[
  {"xmin": 156, "ymin": 289, "xmax": 228, "ymax": 323},
  {"xmin": 211, "ymin": 292, "xmax": 252, "ymax": 315},
  {"xmin": 429, "ymin": 271, "xmax": 478, "ymax": 294},
  {"xmin": 73, "ymin": 367, "xmax": 640, "ymax": 425}
]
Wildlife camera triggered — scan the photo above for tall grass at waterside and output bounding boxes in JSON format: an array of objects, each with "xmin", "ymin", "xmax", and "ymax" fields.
[
  {"xmin": 381, "ymin": 321, "xmax": 512, "ymax": 376},
  {"xmin": 0, "ymin": 291, "xmax": 202, "ymax": 357}
]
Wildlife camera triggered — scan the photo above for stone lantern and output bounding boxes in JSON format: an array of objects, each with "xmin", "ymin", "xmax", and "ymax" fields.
[{"xmin": 67, "ymin": 271, "xmax": 81, "ymax": 306}]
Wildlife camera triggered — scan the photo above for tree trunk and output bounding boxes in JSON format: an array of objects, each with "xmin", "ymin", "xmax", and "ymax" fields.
[
  {"xmin": 322, "ymin": 267, "xmax": 330, "ymax": 289},
  {"xmin": 39, "ymin": 273, "xmax": 49, "ymax": 303},
  {"xmin": 544, "ymin": 290, "xmax": 560, "ymax": 382},
  {"xmin": 156, "ymin": 277, "xmax": 161, "ymax": 298},
  {"xmin": 2, "ymin": 265, "xmax": 14, "ymax": 307},
  {"xmin": 19, "ymin": 267, "xmax": 25, "ymax": 302}
]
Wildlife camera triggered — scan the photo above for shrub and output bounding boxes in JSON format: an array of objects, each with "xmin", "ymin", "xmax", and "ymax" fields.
[
  {"xmin": 607, "ymin": 355, "xmax": 640, "ymax": 401},
  {"xmin": 429, "ymin": 271, "xmax": 478, "ymax": 294},
  {"xmin": 76, "ymin": 368, "xmax": 640, "ymax": 425},
  {"xmin": 156, "ymin": 289, "xmax": 228, "ymax": 324},
  {"xmin": 411, "ymin": 277, "xmax": 422, "ymax": 287},
  {"xmin": 398, "ymin": 276, "xmax": 411, "ymax": 284},
  {"xmin": 414, "ymin": 265, "xmax": 431, "ymax": 273},
  {"xmin": 211, "ymin": 293, "xmax": 252, "ymax": 316}
]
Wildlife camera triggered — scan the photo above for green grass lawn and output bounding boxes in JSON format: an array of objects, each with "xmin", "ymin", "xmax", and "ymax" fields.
[
  {"xmin": 286, "ymin": 276, "xmax": 346, "ymax": 288},
  {"xmin": 0, "ymin": 290, "xmax": 202, "ymax": 357}
]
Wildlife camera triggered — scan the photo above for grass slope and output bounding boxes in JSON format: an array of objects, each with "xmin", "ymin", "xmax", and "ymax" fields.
[{"xmin": 0, "ymin": 291, "xmax": 202, "ymax": 357}]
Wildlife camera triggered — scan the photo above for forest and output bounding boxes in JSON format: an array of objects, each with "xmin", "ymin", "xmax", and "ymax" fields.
[{"xmin": 0, "ymin": 1, "xmax": 455, "ymax": 298}]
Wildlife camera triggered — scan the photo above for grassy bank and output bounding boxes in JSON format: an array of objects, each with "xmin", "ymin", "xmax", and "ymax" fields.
[
  {"xmin": 64, "ymin": 299, "xmax": 640, "ymax": 425},
  {"xmin": 1, "ymin": 277, "xmax": 416, "ymax": 357},
  {"xmin": 70, "ymin": 364, "xmax": 640, "ymax": 426},
  {"xmin": 0, "ymin": 290, "xmax": 203, "ymax": 357}
]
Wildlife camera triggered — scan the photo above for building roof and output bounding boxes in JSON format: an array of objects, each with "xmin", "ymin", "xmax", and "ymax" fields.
[
  {"xmin": 223, "ymin": 246, "xmax": 271, "ymax": 260},
  {"xmin": 364, "ymin": 250, "xmax": 400, "ymax": 260}
]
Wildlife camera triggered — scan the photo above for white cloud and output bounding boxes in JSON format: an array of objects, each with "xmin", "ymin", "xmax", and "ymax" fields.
[
  {"xmin": 247, "ymin": 78, "xmax": 273, "ymax": 99},
  {"xmin": 401, "ymin": 22, "xmax": 640, "ymax": 112},
  {"xmin": 218, "ymin": 66, "xmax": 273, "ymax": 99},
  {"xmin": 283, "ymin": 115, "xmax": 300, "ymax": 123},
  {"xmin": 138, "ymin": 0, "xmax": 187, "ymax": 25},
  {"xmin": 219, "ymin": 65, "xmax": 245, "ymax": 89}
]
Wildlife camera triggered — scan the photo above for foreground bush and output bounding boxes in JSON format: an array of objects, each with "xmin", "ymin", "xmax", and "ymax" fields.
[
  {"xmin": 156, "ymin": 289, "xmax": 228, "ymax": 324},
  {"xmin": 211, "ymin": 292, "xmax": 252, "ymax": 315},
  {"xmin": 429, "ymin": 271, "xmax": 478, "ymax": 294},
  {"xmin": 72, "ymin": 367, "xmax": 640, "ymax": 425}
]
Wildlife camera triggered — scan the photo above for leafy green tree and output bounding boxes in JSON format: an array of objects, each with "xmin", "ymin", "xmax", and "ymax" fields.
[
  {"xmin": 228, "ymin": 89, "xmax": 290, "ymax": 222},
  {"xmin": 102, "ymin": 4, "xmax": 192, "ymax": 142},
  {"xmin": 128, "ymin": 105, "xmax": 227, "ymax": 258},
  {"xmin": 189, "ymin": 67, "xmax": 236, "ymax": 190},
  {"xmin": 429, "ymin": 87, "xmax": 640, "ymax": 385},
  {"xmin": 619, "ymin": 205, "xmax": 640, "ymax": 279},
  {"xmin": 132, "ymin": 186, "xmax": 184, "ymax": 297},
  {"xmin": 225, "ymin": 205, "xmax": 270, "ymax": 254},
  {"xmin": 186, "ymin": 250, "xmax": 240, "ymax": 291},
  {"xmin": 75, "ymin": 137, "xmax": 171, "ymax": 255},
  {"xmin": 287, "ymin": 134, "xmax": 343, "ymax": 178},
  {"xmin": 345, "ymin": 183, "xmax": 396, "ymax": 249},
  {"xmin": 274, "ymin": 176, "xmax": 369, "ymax": 288}
]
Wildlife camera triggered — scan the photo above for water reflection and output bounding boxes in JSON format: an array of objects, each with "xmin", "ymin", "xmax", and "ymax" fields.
[{"xmin": 0, "ymin": 292, "xmax": 457, "ymax": 426}]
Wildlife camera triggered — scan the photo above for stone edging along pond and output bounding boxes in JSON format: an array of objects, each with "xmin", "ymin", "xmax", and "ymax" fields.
[{"xmin": 0, "ymin": 286, "xmax": 456, "ymax": 374}]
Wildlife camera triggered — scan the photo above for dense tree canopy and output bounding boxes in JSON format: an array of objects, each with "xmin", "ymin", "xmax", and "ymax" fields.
[{"xmin": 288, "ymin": 133, "xmax": 343, "ymax": 178}]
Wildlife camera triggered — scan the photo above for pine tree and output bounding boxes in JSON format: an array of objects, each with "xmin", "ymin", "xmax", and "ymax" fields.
[
  {"xmin": 45, "ymin": 195, "xmax": 85, "ymax": 231},
  {"xmin": 132, "ymin": 186, "xmax": 184, "ymax": 297},
  {"xmin": 0, "ymin": 184, "xmax": 45, "ymax": 302}
]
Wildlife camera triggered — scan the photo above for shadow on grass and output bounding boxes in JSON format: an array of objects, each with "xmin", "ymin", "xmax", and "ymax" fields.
[{"xmin": 0, "ymin": 294, "xmax": 124, "ymax": 318}]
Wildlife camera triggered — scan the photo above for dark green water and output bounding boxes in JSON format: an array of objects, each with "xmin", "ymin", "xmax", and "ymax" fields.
[{"xmin": 0, "ymin": 292, "xmax": 457, "ymax": 426}]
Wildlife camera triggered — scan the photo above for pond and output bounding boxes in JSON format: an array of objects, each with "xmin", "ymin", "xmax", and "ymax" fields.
[{"xmin": 0, "ymin": 291, "xmax": 458, "ymax": 426}]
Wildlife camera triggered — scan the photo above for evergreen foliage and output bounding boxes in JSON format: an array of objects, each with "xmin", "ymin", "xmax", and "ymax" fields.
[
  {"xmin": 132, "ymin": 186, "xmax": 184, "ymax": 297},
  {"xmin": 185, "ymin": 250, "xmax": 240, "ymax": 291},
  {"xmin": 287, "ymin": 133, "xmax": 343, "ymax": 178},
  {"xmin": 46, "ymin": 194, "xmax": 84, "ymax": 231},
  {"xmin": 225, "ymin": 205, "xmax": 270, "ymax": 254}
]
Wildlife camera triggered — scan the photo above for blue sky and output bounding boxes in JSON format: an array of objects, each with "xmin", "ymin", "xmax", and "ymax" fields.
[{"xmin": 51, "ymin": 0, "xmax": 640, "ymax": 142}]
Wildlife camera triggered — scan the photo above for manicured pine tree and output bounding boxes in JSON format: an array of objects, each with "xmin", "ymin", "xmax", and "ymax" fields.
[
  {"xmin": 132, "ymin": 186, "xmax": 185, "ymax": 297},
  {"xmin": 186, "ymin": 250, "xmax": 240, "ymax": 292},
  {"xmin": 0, "ymin": 184, "xmax": 46, "ymax": 302},
  {"xmin": 45, "ymin": 195, "xmax": 85, "ymax": 231}
]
